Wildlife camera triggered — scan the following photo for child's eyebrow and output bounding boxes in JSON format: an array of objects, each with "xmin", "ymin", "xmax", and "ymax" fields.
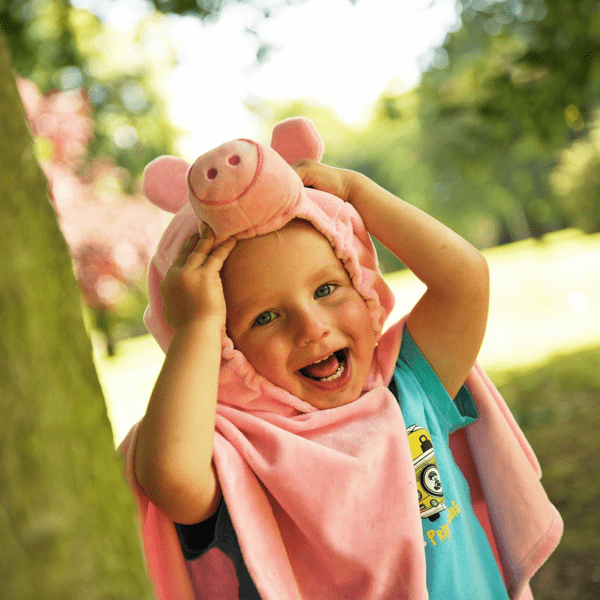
[{"xmin": 311, "ymin": 263, "xmax": 348, "ymax": 283}]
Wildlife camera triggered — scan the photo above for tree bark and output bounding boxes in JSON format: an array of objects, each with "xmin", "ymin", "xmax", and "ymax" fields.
[{"xmin": 0, "ymin": 33, "xmax": 153, "ymax": 599}]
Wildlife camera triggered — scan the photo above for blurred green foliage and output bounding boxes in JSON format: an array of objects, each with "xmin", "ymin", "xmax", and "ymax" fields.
[
  {"xmin": 417, "ymin": 0, "xmax": 600, "ymax": 241},
  {"xmin": 257, "ymin": 0, "xmax": 600, "ymax": 262},
  {"xmin": 550, "ymin": 110, "xmax": 600, "ymax": 233},
  {"xmin": 0, "ymin": 0, "xmax": 320, "ymax": 176},
  {"xmin": 492, "ymin": 346, "xmax": 600, "ymax": 599},
  {"xmin": 0, "ymin": 0, "xmax": 178, "ymax": 177}
]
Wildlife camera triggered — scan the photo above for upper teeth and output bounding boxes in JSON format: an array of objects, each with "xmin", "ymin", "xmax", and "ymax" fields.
[{"xmin": 313, "ymin": 353, "xmax": 333, "ymax": 364}]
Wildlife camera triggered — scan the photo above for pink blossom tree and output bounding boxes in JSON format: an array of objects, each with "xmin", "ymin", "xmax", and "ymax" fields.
[{"xmin": 18, "ymin": 78, "xmax": 166, "ymax": 354}]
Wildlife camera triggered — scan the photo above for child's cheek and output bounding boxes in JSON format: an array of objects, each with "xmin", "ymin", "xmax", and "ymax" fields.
[
  {"xmin": 241, "ymin": 333, "xmax": 287, "ymax": 378},
  {"xmin": 340, "ymin": 298, "xmax": 375, "ymax": 332}
]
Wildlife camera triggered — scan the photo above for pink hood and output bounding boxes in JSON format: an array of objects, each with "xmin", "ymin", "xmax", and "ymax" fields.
[{"xmin": 142, "ymin": 119, "xmax": 395, "ymax": 410}]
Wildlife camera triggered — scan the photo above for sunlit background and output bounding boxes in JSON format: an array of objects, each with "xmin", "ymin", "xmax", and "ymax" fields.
[
  {"xmin": 3, "ymin": 0, "xmax": 600, "ymax": 596},
  {"xmin": 72, "ymin": 0, "xmax": 460, "ymax": 153}
]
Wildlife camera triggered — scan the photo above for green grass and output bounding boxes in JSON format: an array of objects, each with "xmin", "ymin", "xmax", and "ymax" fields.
[{"xmin": 493, "ymin": 347, "xmax": 600, "ymax": 600}]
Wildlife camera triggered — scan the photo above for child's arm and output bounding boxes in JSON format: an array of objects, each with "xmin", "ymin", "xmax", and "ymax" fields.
[
  {"xmin": 134, "ymin": 226, "xmax": 237, "ymax": 525},
  {"xmin": 293, "ymin": 160, "xmax": 489, "ymax": 399}
]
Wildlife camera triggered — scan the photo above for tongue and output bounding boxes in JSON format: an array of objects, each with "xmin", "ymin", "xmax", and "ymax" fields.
[{"xmin": 303, "ymin": 353, "xmax": 340, "ymax": 379}]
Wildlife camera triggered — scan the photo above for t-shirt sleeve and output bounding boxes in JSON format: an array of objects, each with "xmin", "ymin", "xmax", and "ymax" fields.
[
  {"xmin": 398, "ymin": 324, "xmax": 478, "ymax": 431},
  {"xmin": 175, "ymin": 498, "xmax": 225, "ymax": 560},
  {"xmin": 174, "ymin": 498, "xmax": 260, "ymax": 597}
]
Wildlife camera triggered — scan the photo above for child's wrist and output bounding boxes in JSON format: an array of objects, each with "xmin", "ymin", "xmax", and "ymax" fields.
[
  {"xmin": 172, "ymin": 315, "xmax": 224, "ymax": 339},
  {"xmin": 343, "ymin": 170, "xmax": 369, "ymax": 207}
]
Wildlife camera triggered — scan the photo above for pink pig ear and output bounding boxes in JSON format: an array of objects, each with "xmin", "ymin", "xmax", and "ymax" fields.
[
  {"xmin": 142, "ymin": 155, "xmax": 191, "ymax": 213},
  {"xmin": 270, "ymin": 117, "xmax": 324, "ymax": 165}
]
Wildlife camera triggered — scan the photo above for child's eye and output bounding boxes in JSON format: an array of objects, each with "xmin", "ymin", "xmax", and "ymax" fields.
[
  {"xmin": 315, "ymin": 284, "xmax": 335, "ymax": 298},
  {"xmin": 254, "ymin": 311, "xmax": 277, "ymax": 326}
]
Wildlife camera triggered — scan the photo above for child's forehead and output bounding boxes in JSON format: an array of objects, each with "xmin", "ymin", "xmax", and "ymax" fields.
[
  {"xmin": 230, "ymin": 219, "xmax": 336, "ymax": 267},
  {"xmin": 264, "ymin": 218, "xmax": 324, "ymax": 242},
  {"xmin": 222, "ymin": 219, "xmax": 347, "ymax": 288}
]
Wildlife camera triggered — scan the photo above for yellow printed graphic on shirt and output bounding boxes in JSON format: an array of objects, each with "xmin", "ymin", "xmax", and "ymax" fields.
[
  {"xmin": 424, "ymin": 500, "xmax": 463, "ymax": 547},
  {"xmin": 406, "ymin": 425, "xmax": 446, "ymax": 521}
]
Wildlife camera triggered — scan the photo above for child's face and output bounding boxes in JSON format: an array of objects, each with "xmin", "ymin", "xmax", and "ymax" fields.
[{"xmin": 221, "ymin": 220, "xmax": 378, "ymax": 410}]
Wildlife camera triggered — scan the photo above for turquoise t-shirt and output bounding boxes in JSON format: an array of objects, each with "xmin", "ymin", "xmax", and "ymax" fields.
[
  {"xmin": 176, "ymin": 326, "xmax": 510, "ymax": 599},
  {"xmin": 391, "ymin": 326, "xmax": 509, "ymax": 600}
]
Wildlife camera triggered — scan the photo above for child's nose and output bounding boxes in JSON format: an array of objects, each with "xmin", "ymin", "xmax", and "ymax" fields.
[{"xmin": 294, "ymin": 310, "xmax": 330, "ymax": 347}]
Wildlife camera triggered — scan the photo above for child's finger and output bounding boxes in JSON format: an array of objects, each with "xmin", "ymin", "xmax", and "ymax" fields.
[
  {"xmin": 292, "ymin": 159, "xmax": 334, "ymax": 194},
  {"xmin": 196, "ymin": 222, "xmax": 215, "ymax": 244},
  {"xmin": 291, "ymin": 159, "xmax": 350, "ymax": 201},
  {"xmin": 203, "ymin": 236, "xmax": 237, "ymax": 271},
  {"xmin": 183, "ymin": 230, "xmax": 201, "ymax": 250},
  {"xmin": 172, "ymin": 230, "xmax": 200, "ymax": 266},
  {"xmin": 190, "ymin": 223, "xmax": 216, "ymax": 255},
  {"xmin": 185, "ymin": 224, "xmax": 217, "ymax": 267},
  {"xmin": 291, "ymin": 159, "xmax": 316, "ymax": 186}
]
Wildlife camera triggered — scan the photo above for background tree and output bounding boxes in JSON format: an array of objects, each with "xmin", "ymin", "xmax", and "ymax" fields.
[
  {"xmin": 261, "ymin": 0, "xmax": 600, "ymax": 250},
  {"xmin": 416, "ymin": 0, "xmax": 600, "ymax": 242},
  {"xmin": 0, "ymin": 33, "xmax": 152, "ymax": 598}
]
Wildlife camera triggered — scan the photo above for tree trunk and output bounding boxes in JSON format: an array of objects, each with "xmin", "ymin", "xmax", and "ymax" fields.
[{"xmin": 0, "ymin": 33, "xmax": 153, "ymax": 599}]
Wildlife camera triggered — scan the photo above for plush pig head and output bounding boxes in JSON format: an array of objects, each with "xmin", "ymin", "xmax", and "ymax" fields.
[{"xmin": 142, "ymin": 117, "xmax": 325, "ymax": 241}]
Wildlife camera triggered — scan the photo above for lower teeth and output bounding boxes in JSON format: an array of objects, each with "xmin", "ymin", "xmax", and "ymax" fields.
[{"xmin": 317, "ymin": 362, "xmax": 345, "ymax": 382}]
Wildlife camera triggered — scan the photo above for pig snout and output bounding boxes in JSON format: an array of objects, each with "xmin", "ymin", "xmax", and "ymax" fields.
[
  {"xmin": 186, "ymin": 137, "xmax": 304, "ymax": 240},
  {"xmin": 187, "ymin": 140, "xmax": 257, "ymax": 205}
]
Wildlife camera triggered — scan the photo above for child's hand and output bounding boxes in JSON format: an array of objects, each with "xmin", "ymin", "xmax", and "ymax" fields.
[
  {"xmin": 160, "ymin": 224, "xmax": 237, "ymax": 331},
  {"xmin": 292, "ymin": 159, "xmax": 358, "ymax": 203}
]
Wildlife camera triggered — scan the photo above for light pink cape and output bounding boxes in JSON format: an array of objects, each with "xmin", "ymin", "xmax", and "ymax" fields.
[{"xmin": 119, "ymin": 118, "xmax": 562, "ymax": 599}]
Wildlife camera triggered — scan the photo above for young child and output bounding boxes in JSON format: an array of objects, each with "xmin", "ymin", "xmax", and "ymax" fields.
[{"xmin": 120, "ymin": 118, "xmax": 562, "ymax": 600}]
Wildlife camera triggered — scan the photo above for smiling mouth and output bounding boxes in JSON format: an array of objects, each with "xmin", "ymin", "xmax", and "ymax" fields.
[{"xmin": 299, "ymin": 349, "xmax": 348, "ymax": 382}]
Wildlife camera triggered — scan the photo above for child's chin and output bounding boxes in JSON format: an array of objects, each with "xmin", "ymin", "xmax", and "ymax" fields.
[{"xmin": 304, "ymin": 390, "xmax": 361, "ymax": 411}]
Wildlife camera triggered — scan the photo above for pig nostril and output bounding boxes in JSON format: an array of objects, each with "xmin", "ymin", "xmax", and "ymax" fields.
[
  {"xmin": 228, "ymin": 155, "xmax": 240, "ymax": 166},
  {"xmin": 206, "ymin": 168, "xmax": 218, "ymax": 179}
]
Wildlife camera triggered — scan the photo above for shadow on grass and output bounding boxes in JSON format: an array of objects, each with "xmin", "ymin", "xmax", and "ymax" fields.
[{"xmin": 491, "ymin": 345, "xmax": 600, "ymax": 600}]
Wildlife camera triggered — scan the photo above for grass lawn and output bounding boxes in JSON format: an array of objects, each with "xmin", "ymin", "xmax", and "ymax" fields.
[
  {"xmin": 94, "ymin": 229, "xmax": 600, "ymax": 599},
  {"xmin": 495, "ymin": 347, "xmax": 600, "ymax": 599}
]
